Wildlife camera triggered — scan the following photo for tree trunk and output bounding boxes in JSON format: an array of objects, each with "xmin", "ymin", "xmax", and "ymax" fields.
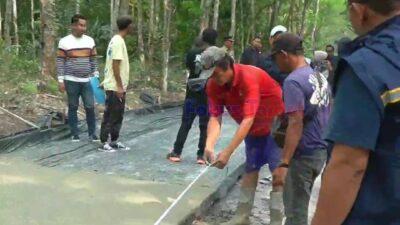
[
  {"xmin": 119, "ymin": 0, "xmax": 130, "ymax": 16},
  {"xmin": 229, "ymin": 0, "xmax": 236, "ymax": 38},
  {"xmin": 239, "ymin": 0, "xmax": 244, "ymax": 57},
  {"xmin": 111, "ymin": 0, "xmax": 121, "ymax": 36},
  {"xmin": 148, "ymin": 0, "xmax": 155, "ymax": 66},
  {"xmin": 249, "ymin": 0, "xmax": 255, "ymax": 38},
  {"xmin": 137, "ymin": 0, "xmax": 145, "ymax": 71},
  {"xmin": 161, "ymin": 0, "xmax": 172, "ymax": 93},
  {"xmin": 12, "ymin": 0, "xmax": 19, "ymax": 53},
  {"xmin": 311, "ymin": 0, "xmax": 321, "ymax": 50},
  {"xmin": 299, "ymin": 0, "xmax": 310, "ymax": 36},
  {"xmin": 199, "ymin": 0, "xmax": 211, "ymax": 33},
  {"xmin": 40, "ymin": 0, "xmax": 57, "ymax": 79},
  {"xmin": 4, "ymin": 0, "xmax": 12, "ymax": 47},
  {"xmin": 31, "ymin": 0, "xmax": 35, "ymax": 50},
  {"xmin": 0, "ymin": 4, "xmax": 3, "ymax": 40},
  {"xmin": 75, "ymin": 0, "xmax": 80, "ymax": 14},
  {"xmin": 212, "ymin": 0, "xmax": 220, "ymax": 30},
  {"xmin": 268, "ymin": 0, "xmax": 280, "ymax": 33}
]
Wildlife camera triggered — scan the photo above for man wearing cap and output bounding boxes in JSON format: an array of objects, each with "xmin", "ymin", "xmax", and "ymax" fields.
[
  {"xmin": 312, "ymin": 1, "xmax": 400, "ymax": 225},
  {"xmin": 271, "ymin": 33, "xmax": 331, "ymax": 225},
  {"xmin": 222, "ymin": 36, "xmax": 235, "ymax": 59},
  {"xmin": 167, "ymin": 28, "xmax": 218, "ymax": 164},
  {"xmin": 259, "ymin": 25, "xmax": 288, "ymax": 86},
  {"xmin": 203, "ymin": 47, "xmax": 285, "ymax": 225}
]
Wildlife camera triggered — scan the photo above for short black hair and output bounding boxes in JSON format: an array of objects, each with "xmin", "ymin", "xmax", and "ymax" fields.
[
  {"xmin": 326, "ymin": 44, "xmax": 335, "ymax": 50},
  {"xmin": 215, "ymin": 55, "xmax": 234, "ymax": 71},
  {"xmin": 348, "ymin": 0, "xmax": 400, "ymax": 15},
  {"xmin": 224, "ymin": 36, "xmax": 233, "ymax": 41},
  {"xmin": 71, "ymin": 14, "xmax": 87, "ymax": 24},
  {"xmin": 117, "ymin": 16, "xmax": 133, "ymax": 31},
  {"xmin": 202, "ymin": 28, "xmax": 218, "ymax": 45}
]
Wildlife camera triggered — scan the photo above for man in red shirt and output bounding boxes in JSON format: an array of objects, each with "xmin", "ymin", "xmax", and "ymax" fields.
[{"xmin": 203, "ymin": 47, "xmax": 285, "ymax": 225}]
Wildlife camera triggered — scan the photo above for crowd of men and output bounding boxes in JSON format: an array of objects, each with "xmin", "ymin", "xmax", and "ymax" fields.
[{"xmin": 56, "ymin": 0, "xmax": 400, "ymax": 224}]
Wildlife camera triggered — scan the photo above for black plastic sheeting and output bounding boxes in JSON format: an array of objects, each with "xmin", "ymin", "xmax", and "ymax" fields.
[
  {"xmin": 0, "ymin": 101, "xmax": 246, "ymax": 184},
  {"xmin": 0, "ymin": 102, "xmax": 182, "ymax": 153}
]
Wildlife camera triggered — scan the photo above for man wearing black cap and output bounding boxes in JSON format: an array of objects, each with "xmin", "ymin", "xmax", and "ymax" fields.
[
  {"xmin": 271, "ymin": 33, "xmax": 331, "ymax": 225},
  {"xmin": 222, "ymin": 36, "xmax": 235, "ymax": 59}
]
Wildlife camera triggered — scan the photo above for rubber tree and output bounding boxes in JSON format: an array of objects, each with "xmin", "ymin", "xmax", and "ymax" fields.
[
  {"xmin": 137, "ymin": 0, "xmax": 145, "ymax": 71},
  {"xmin": 311, "ymin": 0, "xmax": 321, "ymax": 50},
  {"xmin": 4, "ymin": 0, "xmax": 12, "ymax": 47},
  {"xmin": 110, "ymin": 0, "xmax": 120, "ymax": 35},
  {"xmin": 148, "ymin": 0, "xmax": 156, "ymax": 66},
  {"xmin": 212, "ymin": 0, "xmax": 220, "ymax": 30},
  {"xmin": 161, "ymin": 0, "xmax": 172, "ymax": 93},
  {"xmin": 199, "ymin": 0, "xmax": 211, "ymax": 33},
  {"xmin": 40, "ymin": 0, "xmax": 57, "ymax": 79},
  {"xmin": 229, "ymin": 0, "xmax": 236, "ymax": 38},
  {"xmin": 0, "ymin": 4, "xmax": 2, "ymax": 40},
  {"xmin": 31, "ymin": 0, "xmax": 35, "ymax": 50}
]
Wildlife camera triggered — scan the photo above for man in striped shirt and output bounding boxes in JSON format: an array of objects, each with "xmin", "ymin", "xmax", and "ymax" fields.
[{"xmin": 57, "ymin": 14, "xmax": 99, "ymax": 142}]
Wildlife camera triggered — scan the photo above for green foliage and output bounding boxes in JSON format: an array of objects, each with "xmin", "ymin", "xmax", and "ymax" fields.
[
  {"xmin": 21, "ymin": 82, "xmax": 38, "ymax": 95},
  {"xmin": 45, "ymin": 79, "xmax": 60, "ymax": 95},
  {"xmin": 2, "ymin": 0, "xmax": 353, "ymax": 93}
]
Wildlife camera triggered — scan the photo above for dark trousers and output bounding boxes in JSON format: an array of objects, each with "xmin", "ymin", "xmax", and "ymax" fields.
[
  {"xmin": 173, "ymin": 96, "xmax": 209, "ymax": 157},
  {"xmin": 100, "ymin": 91, "xmax": 126, "ymax": 143},
  {"xmin": 65, "ymin": 80, "xmax": 96, "ymax": 137}
]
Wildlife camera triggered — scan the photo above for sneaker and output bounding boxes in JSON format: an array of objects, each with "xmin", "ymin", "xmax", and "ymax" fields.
[
  {"xmin": 110, "ymin": 142, "xmax": 130, "ymax": 151},
  {"xmin": 71, "ymin": 135, "xmax": 80, "ymax": 142},
  {"xmin": 98, "ymin": 143, "xmax": 116, "ymax": 153},
  {"xmin": 89, "ymin": 135, "xmax": 100, "ymax": 143},
  {"xmin": 167, "ymin": 151, "xmax": 181, "ymax": 163},
  {"xmin": 196, "ymin": 156, "xmax": 206, "ymax": 165}
]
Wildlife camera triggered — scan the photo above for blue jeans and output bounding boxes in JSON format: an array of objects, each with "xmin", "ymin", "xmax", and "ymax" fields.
[{"xmin": 65, "ymin": 80, "xmax": 96, "ymax": 137}]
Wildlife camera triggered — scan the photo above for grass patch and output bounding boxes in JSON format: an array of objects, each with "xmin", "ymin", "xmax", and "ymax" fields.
[{"xmin": 21, "ymin": 82, "xmax": 38, "ymax": 95}]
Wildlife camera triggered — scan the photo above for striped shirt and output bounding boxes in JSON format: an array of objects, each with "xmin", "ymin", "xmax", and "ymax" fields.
[{"xmin": 57, "ymin": 34, "xmax": 98, "ymax": 83}]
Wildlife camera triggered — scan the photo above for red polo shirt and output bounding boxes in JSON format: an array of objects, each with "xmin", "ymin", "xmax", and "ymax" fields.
[{"xmin": 206, "ymin": 64, "xmax": 284, "ymax": 136}]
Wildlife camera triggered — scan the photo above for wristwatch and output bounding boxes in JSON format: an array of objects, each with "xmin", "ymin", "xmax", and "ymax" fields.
[{"xmin": 278, "ymin": 162, "xmax": 289, "ymax": 168}]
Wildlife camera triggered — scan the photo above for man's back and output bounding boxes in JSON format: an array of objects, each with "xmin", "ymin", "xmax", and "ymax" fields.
[
  {"xmin": 103, "ymin": 34, "xmax": 129, "ymax": 92},
  {"xmin": 207, "ymin": 64, "xmax": 284, "ymax": 136},
  {"xmin": 240, "ymin": 47, "xmax": 261, "ymax": 66},
  {"xmin": 185, "ymin": 47, "xmax": 204, "ymax": 80},
  {"xmin": 326, "ymin": 15, "xmax": 400, "ymax": 224},
  {"xmin": 283, "ymin": 65, "xmax": 330, "ymax": 155}
]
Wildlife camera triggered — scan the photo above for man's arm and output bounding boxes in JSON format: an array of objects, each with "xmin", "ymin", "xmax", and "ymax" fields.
[
  {"xmin": 90, "ymin": 46, "xmax": 99, "ymax": 76},
  {"xmin": 56, "ymin": 43, "xmax": 67, "ymax": 92},
  {"xmin": 281, "ymin": 111, "xmax": 304, "ymax": 164},
  {"xmin": 204, "ymin": 116, "xmax": 222, "ymax": 163},
  {"xmin": 112, "ymin": 59, "xmax": 124, "ymax": 97},
  {"xmin": 224, "ymin": 117, "xmax": 254, "ymax": 156},
  {"xmin": 212, "ymin": 116, "xmax": 255, "ymax": 169},
  {"xmin": 312, "ymin": 144, "xmax": 369, "ymax": 225}
]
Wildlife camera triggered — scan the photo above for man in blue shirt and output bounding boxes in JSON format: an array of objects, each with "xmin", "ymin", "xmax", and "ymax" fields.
[
  {"xmin": 312, "ymin": 1, "xmax": 400, "ymax": 225},
  {"xmin": 272, "ymin": 33, "xmax": 331, "ymax": 225}
]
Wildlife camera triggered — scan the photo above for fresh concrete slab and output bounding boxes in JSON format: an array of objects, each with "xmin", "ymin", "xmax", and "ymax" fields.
[{"xmin": 0, "ymin": 107, "xmax": 247, "ymax": 225}]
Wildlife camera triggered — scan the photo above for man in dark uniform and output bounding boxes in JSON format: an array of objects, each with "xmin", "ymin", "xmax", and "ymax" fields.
[
  {"xmin": 240, "ymin": 36, "xmax": 263, "ymax": 66},
  {"xmin": 312, "ymin": 1, "xmax": 400, "ymax": 225}
]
